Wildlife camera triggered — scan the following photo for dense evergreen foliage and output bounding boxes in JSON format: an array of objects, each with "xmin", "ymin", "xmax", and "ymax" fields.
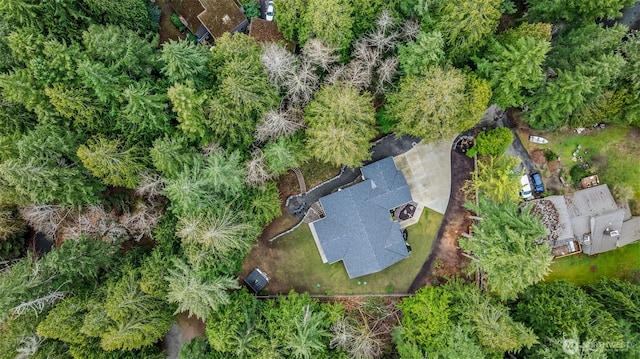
[{"xmin": 0, "ymin": 0, "xmax": 639, "ymax": 358}]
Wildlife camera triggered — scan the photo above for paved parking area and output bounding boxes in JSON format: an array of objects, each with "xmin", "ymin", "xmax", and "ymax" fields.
[{"xmin": 394, "ymin": 138, "xmax": 453, "ymax": 215}]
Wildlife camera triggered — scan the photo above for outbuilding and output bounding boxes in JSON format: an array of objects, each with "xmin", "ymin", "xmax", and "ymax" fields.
[{"xmin": 244, "ymin": 267, "xmax": 270, "ymax": 293}]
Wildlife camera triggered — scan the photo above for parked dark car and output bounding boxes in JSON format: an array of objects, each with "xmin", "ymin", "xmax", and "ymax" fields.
[{"xmin": 531, "ymin": 172, "xmax": 544, "ymax": 193}]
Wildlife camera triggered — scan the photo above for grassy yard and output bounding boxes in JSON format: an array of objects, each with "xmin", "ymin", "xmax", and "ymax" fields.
[
  {"xmin": 544, "ymin": 241, "xmax": 640, "ymax": 286},
  {"xmin": 268, "ymin": 208, "xmax": 442, "ymax": 294},
  {"xmin": 525, "ymin": 125, "xmax": 640, "ymax": 198}
]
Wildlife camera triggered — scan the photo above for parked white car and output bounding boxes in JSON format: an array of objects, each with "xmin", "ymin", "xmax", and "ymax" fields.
[
  {"xmin": 520, "ymin": 175, "xmax": 534, "ymax": 200},
  {"xmin": 266, "ymin": 1, "xmax": 274, "ymax": 21}
]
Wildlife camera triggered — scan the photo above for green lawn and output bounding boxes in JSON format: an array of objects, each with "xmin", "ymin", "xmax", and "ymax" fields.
[
  {"xmin": 270, "ymin": 208, "xmax": 442, "ymax": 294},
  {"xmin": 534, "ymin": 125, "xmax": 640, "ymax": 197},
  {"xmin": 544, "ymin": 241, "xmax": 640, "ymax": 286}
]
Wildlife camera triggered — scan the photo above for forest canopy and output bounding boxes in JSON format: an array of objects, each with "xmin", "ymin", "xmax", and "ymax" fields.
[{"xmin": 0, "ymin": 0, "xmax": 640, "ymax": 357}]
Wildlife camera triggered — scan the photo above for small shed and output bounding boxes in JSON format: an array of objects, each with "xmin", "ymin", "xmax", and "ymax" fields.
[
  {"xmin": 244, "ymin": 267, "xmax": 269, "ymax": 293},
  {"xmin": 580, "ymin": 175, "xmax": 600, "ymax": 189}
]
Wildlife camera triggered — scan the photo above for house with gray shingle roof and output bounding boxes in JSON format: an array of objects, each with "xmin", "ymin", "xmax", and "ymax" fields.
[
  {"xmin": 533, "ymin": 184, "xmax": 640, "ymax": 256},
  {"xmin": 308, "ymin": 157, "xmax": 414, "ymax": 278}
]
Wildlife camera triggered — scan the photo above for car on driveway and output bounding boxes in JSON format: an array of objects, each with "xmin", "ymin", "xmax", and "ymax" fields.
[
  {"xmin": 265, "ymin": 1, "xmax": 274, "ymax": 21},
  {"xmin": 520, "ymin": 175, "xmax": 534, "ymax": 200},
  {"xmin": 531, "ymin": 172, "xmax": 544, "ymax": 193}
]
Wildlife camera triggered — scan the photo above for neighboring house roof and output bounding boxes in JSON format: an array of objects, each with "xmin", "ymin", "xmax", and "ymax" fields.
[
  {"xmin": 309, "ymin": 157, "xmax": 412, "ymax": 278},
  {"xmin": 582, "ymin": 209, "xmax": 625, "ymax": 255},
  {"xmin": 533, "ymin": 184, "xmax": 640, "ymax": 255},
  {"xmin": 170, "ymin": 0, "xmax": 247, "ymax": 39},
  {"xmin": 244, "ymin": 267, "xmax": 269, "ymax": 293},
  {"xmin": 248, "ymin": 18, "xmax": 285, "ymax": 44}
]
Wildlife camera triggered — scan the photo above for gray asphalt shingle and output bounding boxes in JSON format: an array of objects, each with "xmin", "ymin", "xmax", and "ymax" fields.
[{"xmin": 311, "ymin": 157, "xmax": 412, "ymax": 278}]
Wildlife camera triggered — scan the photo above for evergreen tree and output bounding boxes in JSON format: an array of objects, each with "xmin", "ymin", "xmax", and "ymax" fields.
[
  {"xmin": 77, "ymin": 136, "xmax": 147, "ymax": 189},
  {"xmin": 305, "ymin": 82, "xmax": 376, "ymax": 167},
  {"xmin": 165, "ymin": 258, "xmax": 239, "ymax": 320}
]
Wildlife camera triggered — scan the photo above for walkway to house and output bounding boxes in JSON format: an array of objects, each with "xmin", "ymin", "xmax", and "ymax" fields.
[
  {"xmin": 291, "ymin": 167, "xmax": 306, "ymax": 194},
  {"xmin": 285, "ymin": 134, "xmax": 420, "ymax": 219}
]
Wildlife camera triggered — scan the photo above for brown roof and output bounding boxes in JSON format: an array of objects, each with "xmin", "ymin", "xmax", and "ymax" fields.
[
  {"xmin": 198, "ymin": 0, "xmax": 247, "ymax": 38},
  {"xmin": 248, "ymin": 18, "xmax": 285, "ymax": 44},
  {"xmin": 169, "ymin": 0, "xmax": 205, "ymax": 34},
  {"xmin": 170, "ymin": 0, "xmax": 247, "ymax": 39}
]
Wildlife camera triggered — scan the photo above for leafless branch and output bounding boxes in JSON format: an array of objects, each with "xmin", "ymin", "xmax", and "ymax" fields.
[
  {"xmin": 341, "ymin": 61, "xmax": 373, "ymax": 91},
  {"xmin": 245, "ymin": 149, "xmax": 273, "ymax": 187},
  {"xmin": 12, "ymin": 291, "xmax": 65, "ymax": 317},
  {"xmin": 255, "ymin": 109, "xmax": 305, "ymax": 143},
  {"xmin": 302, "ymin": 38, "xmax": 340, "ymax": 71},
  {"xmin": 135, "ymin": 172, "xmax": 165, "ymax": 199},
  {"xmin": 200, "ymin": 142, "xmax": 222, "ymax": 157},
  {"xmin": 120, "ymin": 202, "xmax": 163, "ymax": 241},
  {"xmin": 261, "ymin": 43, "xmax": 298, "ymax": 87},
  {"xmin": 15, "ymin": 335, "xmax": 44, "ymax": 359},
  {"xmin": 352, "ymin": 40, "xmax": 381, "ymax": 69},
  {"xmin": 285, "ymin": 61, "xmax": 320, "ymax": 106},
  {"xmin": 374, "ymin": 10, "xmax": 398, "ymax": 33},
  {"xmin": 19, "ymin": 205, "xmax": 69, "ymax": 241},
  {"xmin": 401, "ymin": 20, "xmax": 422, "ymax": 41}
]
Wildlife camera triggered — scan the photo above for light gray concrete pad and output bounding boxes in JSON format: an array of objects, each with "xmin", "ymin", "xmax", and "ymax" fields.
[{"xmin": 393, "ymin": 138, "xmax": 453, "ymax": 215}]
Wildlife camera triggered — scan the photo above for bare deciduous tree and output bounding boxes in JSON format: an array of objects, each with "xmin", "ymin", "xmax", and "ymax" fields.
[
  {"xmin": 302, "ymin": 38, "xmax": 340, "ymax": 71},
  {"xmin": 401, "ymin": 20, "xmax": 422, "ymax": 41},
  {"xmin": 375, "ymin": 56, "xmax": 399, "ymax": 94},
  {"xmin": 331, "ymin": 317, "xmax": 385, "ymax": 359},
  {"xmin": 285, "ymin": 61, "xmax": 320, "ymax": 106},
  {"xmin": 15, "ymin": 335, "xmax": 44, "ymax": 359},
  {"xmin": 200, "ymin": 142, "xmax": 222, "ymax": 158},
  {"xmin": 374, "ymin": 10, "xmax": 397, "ymax": 34},
  {"xmin": 341, "ymin": 61, "xmax": 373, "ymax": 91},
  {"xmin": 135, "ymin": 172, "xmax": 165, "ymax": 199},
  {"xmin": 330, "ymin": 298, "xmax": 399, "ymax": 359},
  {"xmin": 245, "ymin": 149, "xmax": 273, "ymax": 187},
  {"xmin": 325, "ymin": 64, "xmax": 347, "ymax": 86},
  {"xmin": 19, "ymin": 205, "xmax": 68, "ymax": 240},
  {"xmin": 58, "ymin": 206, "xmax": 128, "ymax": 242},
  {"xmin": 364, "ymin": 28, "xmax": 400, "ymax": 53},
  {"xmin": 261, "ymin": 43, "xmax": 298, "ymax": 87},
  {"xmin": 255, "ymin": 110, "xmax": 305, "ymax": 143},
  {"xmin": 120, "ymin": 202, "xmax": 163, "ymax": 241},
  {"xmin": 352, "ymin": 40, "xmax": 381, "ymax": 69}
]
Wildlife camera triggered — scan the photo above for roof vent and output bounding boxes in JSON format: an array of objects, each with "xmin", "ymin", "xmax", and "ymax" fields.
[{"xmin": 610, "ymin": 230, "xmax": 619, "ymax": 237}]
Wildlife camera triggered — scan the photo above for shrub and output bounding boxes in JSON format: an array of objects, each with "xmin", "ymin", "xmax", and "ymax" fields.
[
  {"xmin": 171, "ymin": 13, "xmax": 187, "ymax": 32},
  {"xmin": 471, "ymin": 127, "xmax": 514, "ymax": 157},
  {"xmin": 543, "ymin": 149, "xmax": 558, "ymax": 162},
  {"xmin": 569, "ymin": 164, "xmax": 591, "ymax": 187},
  {"xmin": 376, "ymin": 109, "xmax": 397, "ymax": 134},
  {"xmin": 243, "ymin": 1, "xmax": 261, "ymax": 19}
]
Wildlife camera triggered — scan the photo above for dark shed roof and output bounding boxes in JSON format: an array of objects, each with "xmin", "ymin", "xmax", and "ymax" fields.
[{"xmin": 244, "ymin": 268, "xmax": 269, "ymax": 293}]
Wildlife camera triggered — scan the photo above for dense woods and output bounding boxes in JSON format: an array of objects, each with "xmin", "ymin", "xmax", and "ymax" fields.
[{"xmin": 0, "ymin": 0, "xmax": 639, "ymax": 357}]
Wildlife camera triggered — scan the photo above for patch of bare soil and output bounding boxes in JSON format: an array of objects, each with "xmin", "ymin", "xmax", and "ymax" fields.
[
  {"xmin": 409, "ymin": 151, "xmax": 472, "ymax": 291},
  {"xmin": 157, "ymin": 0, "xmax": 185, "ymax": 45},
  {"xmin": 241, "ymin": 171, "xmax": 305, "ymax": 294},
  {"xmin": 531, "ymin": 149, "xmax": 547, "ymax": 167},
  {"xmin": 628, "ymin": 126, "xmax": 640, "ymax": 142}
]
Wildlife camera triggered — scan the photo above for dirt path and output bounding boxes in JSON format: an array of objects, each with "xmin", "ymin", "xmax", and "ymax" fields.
[{"xmin": 408, "ymin": 150, "xmax": 473, "ymax": 291}]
